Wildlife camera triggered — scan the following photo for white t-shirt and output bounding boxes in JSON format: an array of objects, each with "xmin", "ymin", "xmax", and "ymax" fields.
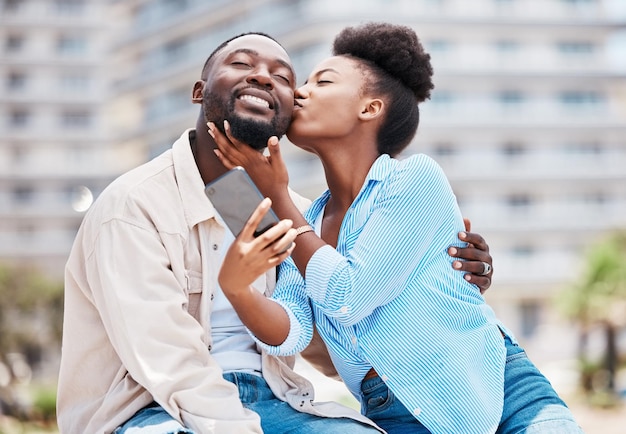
[{"xmin": 208, "ymin": 222, "xmax": 263, "ymax": 375}]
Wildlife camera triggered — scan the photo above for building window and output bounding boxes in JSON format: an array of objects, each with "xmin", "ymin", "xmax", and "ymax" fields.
[
  {"xmin": 507, "ymin": 193, "xmax": 531, "ymax": 208},
  {"xmin": 13, "ymin": 185, "xmax": 34, "ymax": 204},
  {"xmin": 495, "ymin": 0, "xmax": 515, "ymax": 8},
  {"xmin": 61, "ymin": 110, "xmax": 92, "ymax": 128},
  {"xmin": 429, "ymin": 91, "xmax": 454, "ymax": 113},
  {"xmin": 5, "ymin": 34, "xmax": 24, "ymax": 52},
  {"xmin": 511, "ymin": 245, "xmax": 534, "ymax": 257},
  {"xmin": 6, "ymin": 71, "xmax": 27, "ymax": 90},
  {"xmin": 502, "ymin": 141, "xmax": 525, "ymax": 157},
  {"xmin": 498, "ymin": 90, "xmax": 524, "ymax": 106},
  {"xmin": 582, "ymin": 192, "xmax": 607, "ymax": 205},
  {"xmin": 16, "ymin": 223, "xmax": 36, "ymax": 238},
  {"xmin": 563, "ymin": 141, "xmax": 602, "ymax": 155},
  {"xmin": 432, "ymin": 142, "xmax": 456, "ymax": 157},
  {"xmin": 145, "ymin": 88, "xmax": 188, "ymax": 122},
  {"xmin": 59, "ymin": 73, "xmax": 90, "ymax": 91},
  {"xmin": 55, "ymin": 0, "xmax": 84, "ymax": 14},
  {"xmin": 426, "ymin": 39, "xmax": 451, "ymax": 53},
  {"xmin": 163, "ymin": 38, "xmax": 188, "ymax": 64},
  {"xmin": 495, "ymin": 39, "xmax": 519, "ymax": 54},
  {"xmin": 559, "ymin": 91, "xmax": 605, "ymax": 112},
  {"xmin": 163, "ymin": 0, "xmax": 189, "ymax": 12},
  {"xmin": 557, "ymin": 41, "xmax": 596, "ymax": 55},
  {"xmin": 57, "ymin": 35, "xmax": 87, "ymax": 55},
  {"xmin": 10, "ymin": 109, "xmax": 30, "ymax": 126},
  {"xmin": 3, "ymin": 0, "xmax": 23, "ymax": 12},
  {"xmin": 520, "ymin": 302, "xmax": 541, "ymax": 338}
]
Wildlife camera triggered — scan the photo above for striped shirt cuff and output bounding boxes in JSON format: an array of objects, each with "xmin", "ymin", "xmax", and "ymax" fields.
[{"xmin": 250, "ymin": 299, "xmax": 304, "ymax": 356}]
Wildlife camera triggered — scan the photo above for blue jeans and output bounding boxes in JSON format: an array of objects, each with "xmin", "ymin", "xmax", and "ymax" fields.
[
  {"xmin": 113, "ymin": 402, "xmax": 192, "ymax": 434},
  {"xmin": 361, "ymin": 336, "xmax": 585, "ymax": 434},
  {"xmin": 116, "ymin": 372, "xmax": 378, "ymax": 433}
]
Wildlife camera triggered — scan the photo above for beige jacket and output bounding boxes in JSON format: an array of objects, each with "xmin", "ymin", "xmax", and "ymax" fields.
[{"xmin": 57, "ymin": 130, "xmax": 379, "ymax": 433}]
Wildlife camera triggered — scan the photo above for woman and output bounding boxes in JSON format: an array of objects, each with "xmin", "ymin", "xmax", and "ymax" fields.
[{"xmin": 210, "ymin": 22, "xmax": 583, "ymax": 434}]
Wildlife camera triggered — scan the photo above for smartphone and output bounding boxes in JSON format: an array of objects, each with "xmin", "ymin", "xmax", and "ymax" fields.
[{"xmin": 204, "ymin": 166, "xmax": 279, "ymax": 238}]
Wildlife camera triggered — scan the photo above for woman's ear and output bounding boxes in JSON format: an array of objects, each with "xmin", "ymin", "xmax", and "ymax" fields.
[
  {"xmin": 359, "ymin": 98, "xmax": 384, "ymax": 121},
  {"xmin": 192, "ymin": 80, "xmax": 205, "ymax": 103}
]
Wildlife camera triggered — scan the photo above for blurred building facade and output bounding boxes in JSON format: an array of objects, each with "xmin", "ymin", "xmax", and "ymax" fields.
[
  {"xmin": 0, "ymin": 0, "xmax": 120, "ymax": 276},
  {"xmin": 2, "ymin": 0, "xmax": 625, "ymax": 362}
]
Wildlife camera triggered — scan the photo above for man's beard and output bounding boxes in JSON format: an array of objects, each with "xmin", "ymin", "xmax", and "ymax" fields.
[{"xmin": 203, "ymin": 91, "xmax": 290, "ymax": 151}]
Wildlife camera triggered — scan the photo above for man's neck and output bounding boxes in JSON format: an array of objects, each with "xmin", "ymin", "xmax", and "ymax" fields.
[{"xmin": 191, "ymin": 118, "xmax": 229, "ymax": 185}]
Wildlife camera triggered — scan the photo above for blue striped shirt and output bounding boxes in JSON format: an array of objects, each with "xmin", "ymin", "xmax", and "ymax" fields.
[{"xmin": 257, "ymin": 154, "xmax": 509, "ymax": 433}]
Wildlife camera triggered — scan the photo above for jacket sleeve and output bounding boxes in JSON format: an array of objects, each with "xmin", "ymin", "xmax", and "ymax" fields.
[{"xmin": 87, "ymin": 218, "xmax": 262, "ymax": 433}]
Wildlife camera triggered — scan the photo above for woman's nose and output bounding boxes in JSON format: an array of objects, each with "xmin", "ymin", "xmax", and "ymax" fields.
[{"xmin": 294, "ymin": 85, "xmax": 308, "ymax": 98}]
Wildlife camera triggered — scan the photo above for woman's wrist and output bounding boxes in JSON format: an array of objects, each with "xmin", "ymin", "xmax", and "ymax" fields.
[{"xmin": 294, "ymin": 225, "xmax": 314, "ymax": 237}]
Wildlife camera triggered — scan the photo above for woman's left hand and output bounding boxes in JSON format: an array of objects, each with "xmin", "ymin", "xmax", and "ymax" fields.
[{"xmin": 208, "ymin": 120, "xmax": 290, "ymax": 198}]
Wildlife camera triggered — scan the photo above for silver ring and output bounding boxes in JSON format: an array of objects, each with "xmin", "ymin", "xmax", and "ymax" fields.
[{"xmin": 480, "ymin": 261, "xmax": 492, "ymax": 276}]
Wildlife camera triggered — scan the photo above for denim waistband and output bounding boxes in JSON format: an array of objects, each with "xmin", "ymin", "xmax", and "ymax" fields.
[
  {"xmin": 223, "ymin": 371, "xmax": 275, "ymax": 404},
  {"xmin": 361, "ymin": 372, "xmax": 386, "ymax": 394}
]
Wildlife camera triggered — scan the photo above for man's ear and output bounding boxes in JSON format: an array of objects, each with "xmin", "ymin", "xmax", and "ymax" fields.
[
  {"xmin": 192, "ymin": 80, "xmax": 205, "ymax": 103},
  {"xmin": 359, "ymin": 98, "xmax": 384, "ymax": 121}
]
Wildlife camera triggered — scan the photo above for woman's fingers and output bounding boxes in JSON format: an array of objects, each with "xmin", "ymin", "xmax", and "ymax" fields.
[
  {"xmin": 266, "ymin": 230, "xmax": 297, "ymax": 265},
  {"xmin": 266, "ymin": 136, "xmax": 288, "ymax": 173},
  {"xmin": 240, "ymin": 198, "xmax": 295, "ymax": 256},
  {"xmin": 207, "ymin": 121, "xmax": 239, "ymax": 167},
  {"xmin": 239, "ymin": 198, "xmax": 273, "ymax": 241},
  {"xmin": 459, "ymin": 231, "xmax": 489, "ymax": 255},
  {"xmin": 256, "ymin": 218, "xmax": 295, "ymax": 252},
  {"xmin": 213, "ymin": 148, "xmax": 236, "ymax": 169}
]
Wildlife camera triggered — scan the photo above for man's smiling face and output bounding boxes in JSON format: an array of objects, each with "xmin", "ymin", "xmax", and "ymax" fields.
[{"xmin": 201, "ymin": 34, "xmax": 296, "ymax": 150}]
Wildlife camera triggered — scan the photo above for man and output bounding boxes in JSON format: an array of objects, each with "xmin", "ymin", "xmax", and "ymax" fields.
[{"xmin": 57, "ymin": 32, "xmax": 493, "ymax": 433}]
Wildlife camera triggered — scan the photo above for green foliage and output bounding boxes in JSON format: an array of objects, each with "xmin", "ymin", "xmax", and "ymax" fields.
[
  {"xmin": 0, "ymin": 263, "xmax": 64, "ymax": 423},
  {"xmin": 0, "ymin": 263, "xmax": 64, "ymax": 357},
  {"xmin": 0, "ymin": 263, "xmax": 63, "ymax": 311},
  {"xmin": 558, "ymin": 231, "xmax": 626, "ymax": 401},
  {"xmin": 558, "ymin": 231, "xmax": 626, "ymax": 324},
  {"xmin": 32, "ymin": 385, "xmax": 58, "ymax": 423}
]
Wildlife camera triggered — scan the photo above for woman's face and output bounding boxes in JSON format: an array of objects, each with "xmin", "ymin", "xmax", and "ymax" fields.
[{"xmin": 287, "ymin": 56, "xmax": 368, "ymax": 148}]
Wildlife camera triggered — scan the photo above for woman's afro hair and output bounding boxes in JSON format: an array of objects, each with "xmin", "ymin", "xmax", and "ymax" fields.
[{"xmin": 332, "ymin": 22, "xmax": 434, "ymax": 103}]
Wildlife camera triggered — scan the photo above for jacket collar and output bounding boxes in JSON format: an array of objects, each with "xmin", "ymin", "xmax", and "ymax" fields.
[{"xmin": 172, "ymin": 129, "xmax": 219, "ymax": 228}]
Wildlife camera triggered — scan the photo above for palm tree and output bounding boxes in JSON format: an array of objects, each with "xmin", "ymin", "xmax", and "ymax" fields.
[{"xmin": 558, "ymin": 231, "xmax": 626, "ymax": 396}]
